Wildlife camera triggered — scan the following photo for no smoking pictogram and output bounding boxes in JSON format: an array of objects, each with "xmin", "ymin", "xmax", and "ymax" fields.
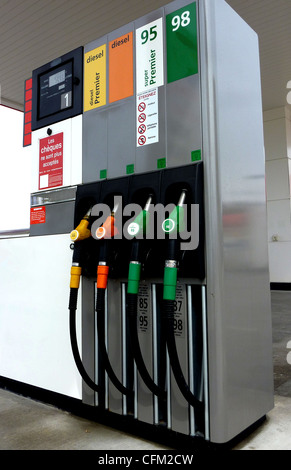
[
  {"xmin": 138, "ymin": 113, "xmax": 146, "ymax": 123},
  {"xmin": 138, "ymin": 124, "xmax": 146, "ymax": 134},
  {"xmin": 138, "ymin": 136, "xmax": 146, "ymax": 146},
  {"xmin": 138, "ymin": 102, "xmax": 146, "ymax": 112}
]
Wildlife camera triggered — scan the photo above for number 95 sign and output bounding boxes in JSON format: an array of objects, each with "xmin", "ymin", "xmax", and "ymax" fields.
[
  {"xmin": 136, "ymin": 3, "xmax": 198, "ymax": 92},
  {"xmin": 136, "ymin": 17, "xmax": 164, "ymax": 93}
]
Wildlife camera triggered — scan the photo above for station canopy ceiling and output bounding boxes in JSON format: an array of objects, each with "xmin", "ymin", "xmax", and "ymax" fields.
[{"xmin": 0, "ymin": 0, "xmax": 291, "ymax": 112}]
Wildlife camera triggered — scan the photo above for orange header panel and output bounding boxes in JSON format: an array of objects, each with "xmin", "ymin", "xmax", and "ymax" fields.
[{"xmin": 109, "ymin": 32, "xmax": 133, "ymax": 103}]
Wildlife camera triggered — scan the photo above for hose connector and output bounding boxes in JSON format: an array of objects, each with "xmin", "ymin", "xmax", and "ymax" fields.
[
  {"xmin": 163, "ymin": 260, "xmax": 178, "ymax": 301},
  {"xmin": 127, "ymin": 261, "xmax": 142, "ymax": 295},
  {"xmin": 97, "ymin": 262, "xmax": 109, "ymax": 290},
  {"xmin": 70, "ymin": 264, "xmax": 82, "ymax": 289}
]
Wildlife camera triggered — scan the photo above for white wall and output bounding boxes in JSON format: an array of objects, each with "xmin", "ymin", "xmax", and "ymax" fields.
[
  {"xmin": 0, "ymin": 105, "xmax": 30, "ymax": 235},
  {"xmin": 264, "ymin": 106, "xmax": 291, "ymax": 283},
  {"xmin": 0, "ymin": 234, "xmax": 82, "ymax": 398}
]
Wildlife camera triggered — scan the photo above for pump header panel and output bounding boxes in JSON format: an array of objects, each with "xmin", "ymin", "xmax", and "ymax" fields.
[{"xmin": 31, "ymin": 47, "xmax": 83, "ymax": 131}]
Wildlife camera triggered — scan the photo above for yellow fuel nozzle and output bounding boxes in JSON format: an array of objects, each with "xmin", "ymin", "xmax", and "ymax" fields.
[{"xmin": 70, "ymin": 208, "xmax": 92, "ymax": 242}]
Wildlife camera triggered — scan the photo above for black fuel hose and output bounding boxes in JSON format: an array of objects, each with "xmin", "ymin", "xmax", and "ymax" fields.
[
  {"xmin": 69, "ymin": 285, "xmax": 133, "ymax": 397},
  {"xmin": 127, "ymin": 239, "xmax": 166, "ymax": 398},
  {"xmin": 95, "ymin": 287, "xmax": 133, "ymax": 397},
  {"xmin": 127, "ymin": 293, "xmax": 166, "ymax": 398},
  {"xmin": 163, "ymin": 239, "xmax": 203, "ymax": 411},
  {"xmin": 69, "ymin": 287, "xmax": 100, "ymax": 393},
  {"xmin": 163, "ymin": 299, "xmax": 204, "ymax": 409}
]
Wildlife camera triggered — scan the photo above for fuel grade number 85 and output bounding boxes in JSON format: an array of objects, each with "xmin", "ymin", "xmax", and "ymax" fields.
[
  {"xmin": 139, "ymin": 297, "xmax": 149, "ymax": 330},
  {"xmin": 137, "ymin": 290, "xmax": 150, "ymax": 333}
]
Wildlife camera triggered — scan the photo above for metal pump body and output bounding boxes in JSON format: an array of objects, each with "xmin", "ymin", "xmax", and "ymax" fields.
[{"xmin": 0, "ymin": 0, "xmax": 273, "ymax": 447}]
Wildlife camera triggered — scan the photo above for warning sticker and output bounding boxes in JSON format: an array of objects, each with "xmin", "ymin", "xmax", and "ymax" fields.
[
  {"xmin": 39, "ymin": 133, "xmax": 63, "ymax": 190},
  {"xmin": 30, "ymin": 206, "xmax": 46, "ymax": 225},
  {"xmin": 136, "ymin": 88, "xmax": 159, "ymax": 147}
]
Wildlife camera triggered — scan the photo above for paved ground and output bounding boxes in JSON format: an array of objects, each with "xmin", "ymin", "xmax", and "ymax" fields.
[{"xmin": 0, "ymin": 290, "xmax": 290, "ymax": 451}]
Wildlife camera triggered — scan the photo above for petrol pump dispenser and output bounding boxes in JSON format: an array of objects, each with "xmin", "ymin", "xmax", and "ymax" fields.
[
  {"xmin": 9, "ymin": 0, "xmax": 273, "ymax": 449},
  {"xmin": 76, "ymin": 0, "xmax": 274, "ymax": 446}
]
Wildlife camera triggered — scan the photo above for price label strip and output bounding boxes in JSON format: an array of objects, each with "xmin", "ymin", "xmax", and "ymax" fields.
[
  {"xmin": 137, "ymin": 283, "xmax": 152, "ymax": 334},
  {"xmin": 173, "ymin": 284, "xmax": 186, "ymax": 339}
]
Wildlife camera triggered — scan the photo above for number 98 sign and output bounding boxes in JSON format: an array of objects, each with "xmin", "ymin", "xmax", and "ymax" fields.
[{"xmin": 166, "ymin": 3, "xmax": 198, "ymax": 83}]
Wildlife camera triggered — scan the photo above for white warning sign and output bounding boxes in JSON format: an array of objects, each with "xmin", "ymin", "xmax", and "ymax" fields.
[{"xmin": 136, "ymin": 88, "xmax": 159, "ymax": 147}]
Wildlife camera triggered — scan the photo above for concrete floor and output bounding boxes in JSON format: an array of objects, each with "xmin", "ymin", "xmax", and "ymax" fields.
[{"xmin": 0, "ymin": 290, "xmax": 291, "ymax": 451}]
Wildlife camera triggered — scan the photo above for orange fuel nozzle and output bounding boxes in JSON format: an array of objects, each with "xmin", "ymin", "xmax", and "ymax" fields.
[
  {"xmin": 70, "ymin": 208, "xmax": 92, "ymax": 242},
  {"xmin": 95, "ymin": 203, "xmax": 120, "ymax": 240}
]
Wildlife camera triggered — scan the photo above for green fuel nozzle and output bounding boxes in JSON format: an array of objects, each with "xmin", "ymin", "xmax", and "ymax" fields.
[
  {"xmin": 163, "ymin": 190, "xmax": 187, "ymax": 301},
  {"xmin": 127, "ymin": 196, "xmax": 152, "ymax": 295},
  {"xmin": 127, "ymin": 195, "xmax": 152, "ymax": 239},
  {"xmin": 163, "ymin": 190, "xmax": 186, "ymax": 236}
]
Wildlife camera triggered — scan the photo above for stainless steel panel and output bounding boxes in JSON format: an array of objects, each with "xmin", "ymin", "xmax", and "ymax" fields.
[
  {"xmin": 82, "ymin": 108, "xmax": 108, "ymax": 183},
  {"xmin": 82, "ymin": 279, "xmax": 96, "ymax": 406},
  {"xmin": 107, "ymin": 279, "xmax": 124, "ymax": 414},
  {"xmin": 107, "ymin": 98, "xmax": 135, "ymax": 179},
  {"xmin": 166, "ymin": 75, "xmax": 202, "ymax": 168},
  {"xmin": 136, "ymin": 281, "xmax": 154, "ymax": 424},
  {"xmin": 31, "ymin": 187, "xmax": 77, "ymax": 206},
  {"xmin": 170, "ymin": 282, "xmax": 189, "ymax": 435},
  {"xmin": 199, "ymin": 0, "xmax": 274, "ymax": 443}
]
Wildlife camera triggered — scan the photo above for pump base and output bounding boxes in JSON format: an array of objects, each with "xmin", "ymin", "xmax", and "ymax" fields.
[{"xmin": 0, "ymin": 376, "xmax": 266, "ymax": 450}]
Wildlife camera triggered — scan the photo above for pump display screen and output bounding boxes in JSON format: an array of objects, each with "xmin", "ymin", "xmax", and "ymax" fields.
[
  {"xmin": 31, "ymin": 46, "xmax": 83, "ymax": 131},
  {"xmin": 38, "ymin": 61, "xmax": 73, "ymax": 119}
]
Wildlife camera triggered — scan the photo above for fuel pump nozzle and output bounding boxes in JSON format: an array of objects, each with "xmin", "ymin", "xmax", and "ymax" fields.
[
  {"xmin": 163, "ymin": 190, "xmax": 186, "ymax": 302},
  {"xmin": 70, "ymin": 207, "xmax": 92, "ymax": 242},
  {"xmin": 68, "ymin": 207, "xmax": 102, "ymax": 394},
  {"xmin": 126, "ymin": 196, "xmax": 166, "ymax": 399},
  {"xmin": 127, "ymin": 195, "xmax": 152, "ymax": 296},
  {"xmin": 95, "ymin": 202, "xmax": 119, "ymax": 241},
  {"xmin": 94, "ymin": 201, "xmax": 133, "ymax": 397},
  {"xmin": 162, "ymin": 190, "xmax": 203, "ymax": 412},
  {"xmin": 69, "ymin": 207, "xmax": 92, "ymax": 304},
  {"xmin": 95, "ymin": 201, "xmax": 120, "ymax": 290}
]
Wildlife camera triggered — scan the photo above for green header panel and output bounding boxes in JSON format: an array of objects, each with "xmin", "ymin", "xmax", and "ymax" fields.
[{"xmin": 166, "ymin": 2, "xmax": 198, "ymax": 83}]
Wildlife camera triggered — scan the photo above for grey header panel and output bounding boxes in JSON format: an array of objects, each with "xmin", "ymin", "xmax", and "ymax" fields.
[{"xmin": 83, "ymin": 1, "xmax": 201, "ymax": 182}]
